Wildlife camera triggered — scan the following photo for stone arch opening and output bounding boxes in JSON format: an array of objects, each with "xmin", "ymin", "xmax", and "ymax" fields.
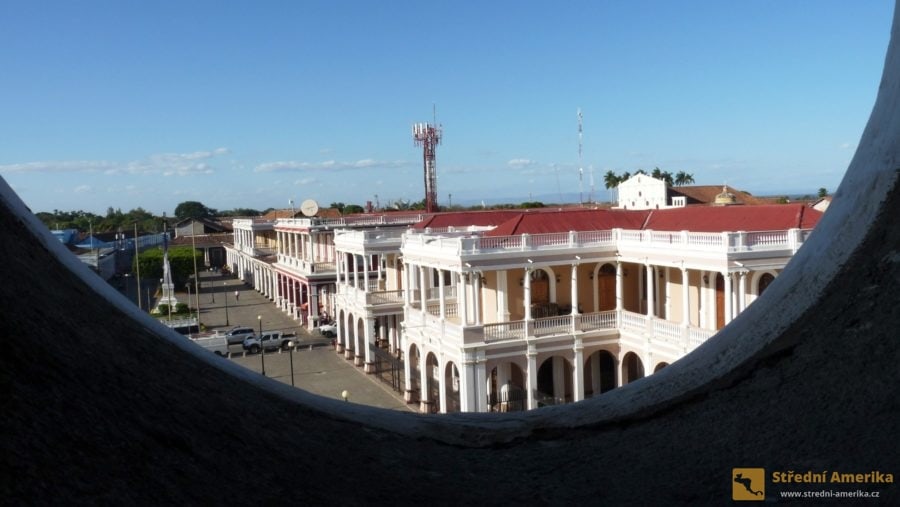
[{"xmin": 622, "ymin": 351, "xmax": 645, "ymax": 384}]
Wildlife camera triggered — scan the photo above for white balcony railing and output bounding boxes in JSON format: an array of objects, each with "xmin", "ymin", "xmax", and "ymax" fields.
[{"xmin": 403, "ymin": 227, "xmax": 812, "ymax": 258}]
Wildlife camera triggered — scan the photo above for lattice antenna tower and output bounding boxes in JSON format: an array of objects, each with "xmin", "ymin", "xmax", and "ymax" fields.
[
  {"xmin": 412, "ymin": 106, "xmax": 442, "ymax": 213},
  {"xmin": 578, "ymin": 108, "xmax": 584, "ymax": 204}
]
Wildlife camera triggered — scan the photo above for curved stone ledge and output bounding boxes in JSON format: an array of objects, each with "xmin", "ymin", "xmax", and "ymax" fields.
[{"xmin": 3, "ymin": 5, "xmax": 899, "ymax": 504}]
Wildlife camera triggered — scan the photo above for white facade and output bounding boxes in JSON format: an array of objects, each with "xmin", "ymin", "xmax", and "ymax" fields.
[
  {"xmin": 616, "ymin": 174, "xmax": 667, "ymax": 210},
  {"xmin": 227, "ymin": 208, "xmax": 814, "ymax": 415}
]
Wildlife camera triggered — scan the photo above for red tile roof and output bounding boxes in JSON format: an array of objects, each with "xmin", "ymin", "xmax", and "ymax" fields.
[
  {"xmin": 414, "ymin": 205, "xmax": 822, "ymax": 237},
  {"xmin": 413, "ymin": 210, "xmax": 524, "ymax": 230},
  {"xmin": 644, "ymin": 204, "xmax": 822, "ymax": 232},
  {"xmin": 485, "ymin": 209, "xmax": 651, "ymax": 236}
]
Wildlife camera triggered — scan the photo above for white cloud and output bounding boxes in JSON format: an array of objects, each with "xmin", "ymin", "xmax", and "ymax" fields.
[
  {"xmin": 254, "ymin": 159, "xmax": 407, "ymax": 172},
  {"xmin": 294, "ymin": 177, "xmax": 318, "ymax": 185},
  {"xmin": 74, "ymin": 184, "xmax": 93, "ymax": 194},
  {"xmin": 507, "ymin": 158, "xmax": 536, "ymax": 169},
  {"xmin": 0, "ymin": 148, "xmax": 229, "ymax": 177}
]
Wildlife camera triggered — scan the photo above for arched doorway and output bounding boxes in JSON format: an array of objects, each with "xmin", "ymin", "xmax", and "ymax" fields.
[
  {"xmin": 537, "ymin": 356, "xmax": 573, "ymax": 406},
  {"xmin": 443, "ymin": 362, "xmax": 461, "ymax": 413},
  {"xmin": 425, "ymin": 352, "xmax": 440, "ymax": 414},
  {"xmin": 354, "ymin": 317, "xmax": 365, "ymax": 366},
  {"xmin": 654, "ymin": 362, "xmax": 669, "ymax": 373},
  {"xmin": 583, "ymin": 350, "xmax": 617, "ymax": 397},
  {"xmin": 758, "ymin": 272, "xmax": 775, "ymax": 297},
  {"xmin": 407, "ymin": 344, "xmax": 421, "ymax": 403},
  {"xmin": 488, "ymin": 362, "xmax": 526, "ymax": 412},
  {"xmin": 622, "ymin": 352, "xmax": 645, "ymax": 384}
]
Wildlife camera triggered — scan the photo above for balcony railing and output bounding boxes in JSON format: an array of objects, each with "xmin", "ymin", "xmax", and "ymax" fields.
[
  {"xmin": 276, "ymin": 255, "xmax": 337, "ymax": 274},
  {"xmin": 403, "ymin": 227, "xmax": 812, "ymax": 258}
]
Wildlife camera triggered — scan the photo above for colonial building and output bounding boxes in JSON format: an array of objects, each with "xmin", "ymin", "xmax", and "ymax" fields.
[
  {"xmin": 395, "ymin": 205, "xmax": 821, "ymax": 413},
  {"xmin": 227, "ymin": 203, "xmax": 821, "ymax": 415}
]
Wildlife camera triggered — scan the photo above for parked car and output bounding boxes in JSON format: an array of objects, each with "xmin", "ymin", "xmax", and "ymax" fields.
[
  {"xmin": 317, "ymin": 323, "xmax": 336, "ymax": 338},
  {"xmin": 242, "ymin": 332, "xmax": 296, "ymax": 353},
  {"xmin": 223, "ymin": 326, "xmax": 255, "ymax": 345},
  {"xmin": 190, "ymin": 334, "xmax": 229, "ymax": 356}
]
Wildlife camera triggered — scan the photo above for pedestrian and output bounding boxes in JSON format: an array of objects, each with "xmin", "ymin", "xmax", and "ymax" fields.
[{"xmin": 234, "ymin": 290, "xmax": 239, "ymax": 301}]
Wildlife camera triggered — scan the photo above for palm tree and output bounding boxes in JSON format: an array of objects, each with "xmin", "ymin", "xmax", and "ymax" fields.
[{"xmin": 674, "ymin": 171, "xmax": 695, "ymax": 186}]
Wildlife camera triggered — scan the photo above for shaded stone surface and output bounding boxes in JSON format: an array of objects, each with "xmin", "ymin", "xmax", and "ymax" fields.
[{"xmin": 4, "ymin": 8, "xmax": 900, "ymax": 505}]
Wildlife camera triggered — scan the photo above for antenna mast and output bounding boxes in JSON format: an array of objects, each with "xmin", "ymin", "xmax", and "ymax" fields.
[
  {"xmin": 578, "ymin": 108, "xmax": 584, "ymax": 205},
  {"xmin": 412, "ymin": 106, "xmax": 442, "ymax": 213}
]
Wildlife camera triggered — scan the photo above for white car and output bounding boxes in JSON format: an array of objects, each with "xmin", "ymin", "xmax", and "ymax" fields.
[
  {"xmin": 242, "ymin": 332, "xmax": 296, "ymax": 353},
  {"xmin": 317, "ymin": 324, "xmax": 336, "ymax": 338}
]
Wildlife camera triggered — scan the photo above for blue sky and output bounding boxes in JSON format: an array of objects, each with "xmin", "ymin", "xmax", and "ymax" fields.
[{"xmin": 0, "ymin": 1, "xmax": 893, "ymax": 215}]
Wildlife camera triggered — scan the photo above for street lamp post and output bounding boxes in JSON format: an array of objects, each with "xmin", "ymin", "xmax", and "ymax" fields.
[
  {"xmin": 289, "ymin": 342, "xmax": 295, "ymax": 386},
  {"xmin": 257, "ymin": 315, "xmax": 265, "ymax": 376},
  {"xmin": 223, "ymin": 282, "xmax": 229, "ymax": 326},
  {"xmin": 185, "ymin": 283, "xmax": 193, "ymax": 338}
]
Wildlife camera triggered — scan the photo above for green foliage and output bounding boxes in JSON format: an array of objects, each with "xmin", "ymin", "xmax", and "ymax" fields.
[
  {"xmin": 34, "ymin": 207, "xmax": 161, "ymax": 233},
  {"xmin": 818, "ymin": 187, "xmax": 828, "ymax": 198},
  {"xmin": 329, "ymin": 202, "xmax": 345, "ymax": 214},
  {"xmin": 175, "ymin": 303, "xmax": 189, "ymax": 314},
  {"xmin": 343, "ymin": 204, "xmax": 365, "ymax": 215},
  {"xmin": 135, "ymin": 246, "xmax": 203, "ymax": 286},
  {"xmin": 776, "ymin": 196, "xmax": 790, "ymax": 204},
  {"xmin": 520, "ymin": 201, "xmax": 545, "ymax": 209},
  {"xmin": 218, "ymin": 208, "xmax": 262, "ymax": 217},
  {"xmin": 155, "ymin": 304, "xmax": 170, "ymax": 316},
  {"xmin": 174, "ymin": 201, "xmax": 216, "ymax": 220}
]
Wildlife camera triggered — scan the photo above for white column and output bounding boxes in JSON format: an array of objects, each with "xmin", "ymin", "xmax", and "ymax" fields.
[
  {"xmin": 403, "ymin": 345, "xmax": 413, "ymax": 402},
  {"xmin": 616, "ymin": 262, "xmax": 624, "ymax": 312},
  {"xmin": 438, "ymin": 268, "xmax": 446, "ymax": 320},
  {"xmin": 353, "ymin": 254, "xmax": 360, "ymax": 288},
  {"xmin": 418, "ymin": 266, "xmax": 427, "ymax": 323},
  {"xmin": 461, "ymin": 349, "xmax": 486, "ymax": 413},
  {"xmin": 723, "ymin": 271, "xmax": 733, "ymax": 324},
  {"xmin": 458, "ymin": 273, "xmax": 468, "ymax": 326},
  {"xmin": 523, "ymin": 269, "xmax": 532, "ymax": 321},
  {"xmin": 681, "ymin": 267, "xmax": 690, "ymax": 326},
  {"xmin": 664, "ymin": 267, "xmax": 672, "ymax": 319},
  {"xmin": 645, "ymin": 263, "xmax": 654, "ymax": 317},
  {"xmin": 573, "ymin": 337, "xmax": 584, "ymax": 402},
  {"xmin": 474, "ymin": 274, "xmax": 482, "ymax": 325},
  {"xmin": 570, "ymin": 264, "xmax": 579, "ymax": 315},
  {"xmin": 738, "ymin": 271, "xmax": 747, "ymax": 314},
  {"xmin": 364, "ymin": 317, "xmax": 375, "ymax": 373},
  {"xmin": 615, "ymin": 354, "xmax": 624, "ymax": 388},
  {"xmin": 438, "ymin": 357, "xmax": 448, "ymax": 414},
  {"xmin": 526, "ymin": 344, "xmax": 538, "ymax": 410},
  {"xmin": 419, "ymin": 349, "xmax": 430, "ymax": 413}
]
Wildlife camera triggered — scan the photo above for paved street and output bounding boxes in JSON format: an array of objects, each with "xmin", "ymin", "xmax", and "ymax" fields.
[{"xmin": 163, "ymin": 269, "xmax": 413, "ymax": 412}]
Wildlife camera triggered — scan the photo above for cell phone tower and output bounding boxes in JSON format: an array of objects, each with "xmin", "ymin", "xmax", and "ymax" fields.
[
  {"xmin": 578, "ymin": 107, "xmax": 584, "ymax": 204},
  {"xmin": 412, "ymin": 108, "xmax": 442, "ymax": 213}
]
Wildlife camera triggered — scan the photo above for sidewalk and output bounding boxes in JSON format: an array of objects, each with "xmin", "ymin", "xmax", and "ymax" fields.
[{"xmin": 181, "ymin": 270, "xmax": 413, "ymax": 411}]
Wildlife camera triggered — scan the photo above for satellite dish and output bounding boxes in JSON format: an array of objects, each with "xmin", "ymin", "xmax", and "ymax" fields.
[{"xmin": 300, "ymin": 199, "xmax": 319, "ymax": 217}]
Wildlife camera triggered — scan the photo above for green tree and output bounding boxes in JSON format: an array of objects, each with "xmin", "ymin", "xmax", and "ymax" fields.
[
  {"xmin": 343, "ymin": 204, "xmax": 365, "ymax": 215},
  {"xmin": 818, "ymin": 187, "xmax": 828, "ymax": 198},
  {"xmin": 174, "ymin": 201, "xmax": 216, "ymax": 220},
  {"xmin": 650, "ymin": 167, "xmax": 673, "ymax": 186},
  {"xmin": 329, "ymin": 202, "xmax": 346, "ymax": 215},
  {"xmin": 135, "ymin": 246, "xmax": 203, "ymax": 286},
  {"xmin": 674, "ymin": 171, "xmax": 695, "ymax": 186}
]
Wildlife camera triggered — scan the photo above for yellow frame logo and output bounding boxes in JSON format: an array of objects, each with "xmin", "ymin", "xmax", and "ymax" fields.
[{"xmin": 733, "ymin": 468, "xmax": 765, "ymax": 501}]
